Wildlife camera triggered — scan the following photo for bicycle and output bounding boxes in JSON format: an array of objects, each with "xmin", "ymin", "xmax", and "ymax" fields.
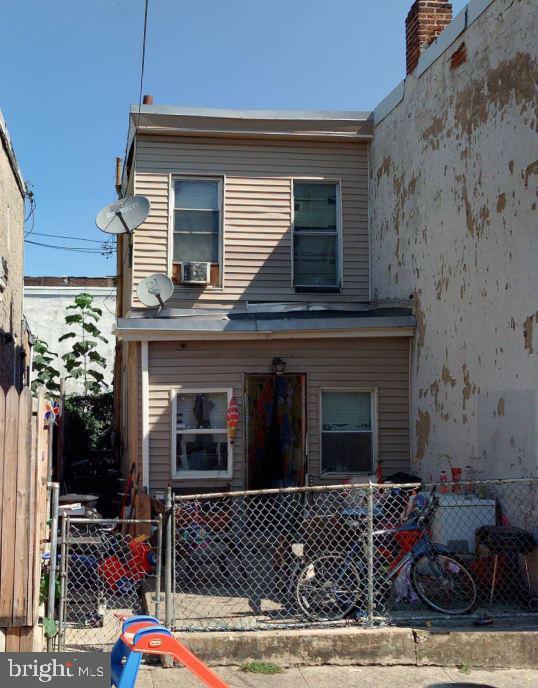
[{"xmin": 294, "ymin": 486, "xmax": 477, "ymax": 621}]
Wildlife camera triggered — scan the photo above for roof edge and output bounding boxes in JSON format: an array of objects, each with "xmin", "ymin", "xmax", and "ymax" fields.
[
  {"xmin": 0, "ymin": 108, "xmax": 25, "ymax": 196},
  {"xmin": 129, "ymin": 104, "xmax": 373, "ymax": 122}
]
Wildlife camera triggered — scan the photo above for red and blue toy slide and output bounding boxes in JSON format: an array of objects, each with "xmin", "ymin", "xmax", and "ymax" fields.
[{"xmin": 111, "ymin": 615, "xmax": 229, "ymax": 688}]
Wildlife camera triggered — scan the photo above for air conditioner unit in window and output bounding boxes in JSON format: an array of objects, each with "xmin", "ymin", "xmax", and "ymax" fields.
[{"xmin": 180, "ymin": 261, "xmax": 211, "ymax": 285}]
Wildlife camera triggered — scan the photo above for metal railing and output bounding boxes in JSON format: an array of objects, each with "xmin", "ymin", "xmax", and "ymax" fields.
[
  {"xmin": 168, "ymin": 479, "xmax": 538, "ymax": 631},
  {"xmin": 57, "ymin": 516, "xmax": 162, "ymax": 651}
]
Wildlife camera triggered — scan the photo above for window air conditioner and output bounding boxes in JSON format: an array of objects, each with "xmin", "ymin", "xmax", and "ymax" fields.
[{"xmin": 180, "ymin": 261, "xmax": 210, "ymax": 285}]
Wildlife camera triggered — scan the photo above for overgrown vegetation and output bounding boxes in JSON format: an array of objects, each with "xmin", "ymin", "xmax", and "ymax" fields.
[
  {"xmin": 31, "ymin": 338, "xmax": 60, "ymax": 395},
  {"xmin": 240, "ymin": 662, "xmax": 283, "ymax": 674},
  {"xmin": 63, "ymin": 392, "xmax": 114, "ymax": 457},
  {"xmin": 59, "ymin": 292, "xmax": 108, "ymax": 395}
]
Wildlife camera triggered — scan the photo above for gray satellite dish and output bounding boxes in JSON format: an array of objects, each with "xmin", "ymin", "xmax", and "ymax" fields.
[
  {"xmin": 96, "ymin": 195, "xmax": 150, "ymax": 235},
  {"xmin": 137, "ymin": 273, "xmax": 174, "ymax": 314}
]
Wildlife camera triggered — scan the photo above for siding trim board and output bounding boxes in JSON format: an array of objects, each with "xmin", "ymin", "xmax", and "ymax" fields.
[{"xmin": 141, "ymin": 341, "xmax": 149, "ymax": 489}]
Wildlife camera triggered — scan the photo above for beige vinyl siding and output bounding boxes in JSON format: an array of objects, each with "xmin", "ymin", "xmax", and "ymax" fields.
[
  {"xmin": 132, "ymin": 136, "xmax": 369, "ymax": 308},
  {"xmin": 146, "ymin": 337, "xmax": 410, "ymax": 493}
]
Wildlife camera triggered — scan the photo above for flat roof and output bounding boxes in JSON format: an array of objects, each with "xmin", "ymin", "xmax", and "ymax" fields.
[
  {"xmin": 130, "ymin": 104, "xmax": 372, "ymax": 122},
  {"xmin": 116, "ymin": 308, "xmax": 415, "ymax": 341}
]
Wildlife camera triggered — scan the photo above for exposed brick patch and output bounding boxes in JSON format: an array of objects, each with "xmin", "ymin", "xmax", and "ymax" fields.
[
  {"xmin": 406, "ymin": 1, "xmax": 453, "ymax": 74},
  {"xmin": 450, "ymin": 42, "xmax": 467, "ymax": 70},
  {"xmin": 24, "ymin": 275, "xmax": 116, "ymax": 287}
]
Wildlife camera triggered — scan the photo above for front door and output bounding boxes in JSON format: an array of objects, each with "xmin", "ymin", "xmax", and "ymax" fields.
[{"xmin": 245, "ymin": 373, "xmax": 306, "ymax": 490}]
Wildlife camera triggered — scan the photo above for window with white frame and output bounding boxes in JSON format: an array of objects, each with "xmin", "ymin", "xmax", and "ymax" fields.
[
  {"xmin": 172, "ymin": 178, "xmax": 221, "ymax": 284},
  {"xmin": 171, "ymin": 389, "xmax": 232, "ymax": 478},
  {"xmin": 293, "ymin": 181, "xmax": 340, "ymax": 290},
  {"xmin": 321, "ymin": 390, "xmax": 374, "ymax": 473}
]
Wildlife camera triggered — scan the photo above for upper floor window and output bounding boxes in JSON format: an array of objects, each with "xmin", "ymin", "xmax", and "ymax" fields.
[
  {"xmin": 173, "ymin": 178, "xmax": 221, "ymax": 285},
  {"xmin": 293, "ymin": 181, "xmax": 341, "ymax": 291}
]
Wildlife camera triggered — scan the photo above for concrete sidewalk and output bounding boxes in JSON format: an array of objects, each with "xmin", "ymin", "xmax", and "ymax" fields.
[{"xmin": 137, "ymin": 664, "xmax": 538, "ymax": 688}]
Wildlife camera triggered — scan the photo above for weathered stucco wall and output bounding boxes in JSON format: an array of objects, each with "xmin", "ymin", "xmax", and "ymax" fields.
[
  {"xmin": 0, "ymin": 111, "xmax": 25, "ymax": 391},
  {"xmin": 370, "ymin": 0, "xmax": 537, "ymax": 479}
]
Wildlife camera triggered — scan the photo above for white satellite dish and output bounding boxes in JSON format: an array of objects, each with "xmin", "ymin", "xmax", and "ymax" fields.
[
  {"xmin": 95, "ymin": 195, "xmax": 150, "ymax": 235},
  {"xmin": 137, "ymin": 273, "xmax": 174, "ymax": 314}
]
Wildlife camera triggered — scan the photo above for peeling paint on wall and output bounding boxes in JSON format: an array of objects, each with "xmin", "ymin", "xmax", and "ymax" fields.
[
  {"xmin": 441, "ymin": 365, "xmax": 456, "ymax": 387},
  {"xmin": 370, "ymin": 0, "xmax": 537, "ymax": 479},
  {"xmin": 416, "ymin": 409, "xmax": 431, "ymax": 461},
  {"xmin": 523, "ymin": 313, "xmax": 537, "ymax": 354},
  {"xmin": 524, "ymin": 160, "xmax": 538, "ymax": 188},
  {"xmin": 453, "ymin": 52, "xmax": 537, "ymax": 139}
]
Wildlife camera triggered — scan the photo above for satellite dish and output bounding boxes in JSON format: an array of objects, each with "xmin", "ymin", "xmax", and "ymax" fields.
[
  {"xmin": 137, "ymin": 273, "xmax": 174, "ymax": 314},
  {"xmin": 95, "ymin": 195, "xmax": 150, "ymax": 235}
]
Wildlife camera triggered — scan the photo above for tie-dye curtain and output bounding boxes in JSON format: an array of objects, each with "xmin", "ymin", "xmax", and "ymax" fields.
[{"xmin": 247, "ymin": 374, "xmax": 305, "ymax": 489}]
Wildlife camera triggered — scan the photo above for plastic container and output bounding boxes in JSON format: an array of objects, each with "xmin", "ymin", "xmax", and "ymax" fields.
[
  {"xmin": 451, "ymin": 467, "xmax": 462, "ymax": 493},
  {"xmin": 439, "ymin": 470, "xmax": 448, "ymax": 494}
]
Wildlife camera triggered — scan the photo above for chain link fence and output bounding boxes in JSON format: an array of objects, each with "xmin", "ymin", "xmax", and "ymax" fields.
[
  {"xmin": 169, "ymin": 479, "xmax": 538, "ymax": 631},
  {"xmin": 55, "ymin": 479, "xmax": 538, "ymax": 645},
  {"xmin": 58, "ymin": 517, "xmax": 162, "ymax": 651}
]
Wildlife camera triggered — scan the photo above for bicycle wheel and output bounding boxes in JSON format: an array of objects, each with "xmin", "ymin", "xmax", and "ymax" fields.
[
  {"xmin": 294, "ymin": 554, "xmax": 362, "ymax": 621},
  {"xmin": 411, "ymin": 553, "xmax": 477, "ymax": 615}
]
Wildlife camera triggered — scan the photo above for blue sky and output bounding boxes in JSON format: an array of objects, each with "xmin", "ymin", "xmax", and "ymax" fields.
[{"xmin": 1, "ymin": 0, "xmax": 466, "ymax": 277}]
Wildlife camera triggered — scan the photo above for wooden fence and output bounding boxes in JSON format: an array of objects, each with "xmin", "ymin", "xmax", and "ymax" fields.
[{"xmin": 0, "ymin": 387, "xmax": 49, "ymax": 651}]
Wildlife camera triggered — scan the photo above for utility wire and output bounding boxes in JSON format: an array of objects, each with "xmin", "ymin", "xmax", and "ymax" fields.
[
  {"xmin": 25, "ymin": 239, "xmax": 113, "ymax": 255},
  {"xmin": 31, "ymin": 231, "xmax": 106, "ymax": 244},
  {"xmin": 103, "ymin": 0, "xmax": 150, "ymax": 318},
  {"xmin": 138, "ymin": 0, "xmax": 149, "ymax": 121}
]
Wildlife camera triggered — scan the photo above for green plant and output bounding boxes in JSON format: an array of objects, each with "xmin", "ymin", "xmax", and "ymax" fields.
[
  {"xmin": 59, "ymin": 293, "xmax": 108, "ymax": 395},
  {"xmin": 240, "ymin": 662, "xmax": 283, "ymax": 674},
  {"xmin": 459, "ymin": 663, "xmax": 472, "ymax": 675},
  {"xmin": 63, "ymin": 392, "xmax": 113, "ymax": 455},
  {"xmin": 31, "ymin": 338, "xmax": 60, "ymax": 396}
]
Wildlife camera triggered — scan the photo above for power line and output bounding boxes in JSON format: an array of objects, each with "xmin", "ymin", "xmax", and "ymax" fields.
[
  {"xmin": 25, "ymin": 239, "xmax": 113, "ymax": 255},
  {"xmin": 31, "ymin": 231, "xmax": 105, "ymax": 244},
  {"xmin": 138, "ymin": 0, "xmax": 149, "ymax": 118}
]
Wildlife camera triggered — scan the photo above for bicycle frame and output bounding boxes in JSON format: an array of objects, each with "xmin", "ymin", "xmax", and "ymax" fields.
[{"xmin": 340, "ymin": 496, "xmax": 449, "ymax": 587}]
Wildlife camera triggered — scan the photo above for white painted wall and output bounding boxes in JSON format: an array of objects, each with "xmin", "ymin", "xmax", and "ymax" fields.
[
  {"xmin": 24, "ymin": 286, "xmax": 116, "ymax": 394},
  {"xmin": 370, "ymin": 0, "xmax": 537, "ymax": 480}
]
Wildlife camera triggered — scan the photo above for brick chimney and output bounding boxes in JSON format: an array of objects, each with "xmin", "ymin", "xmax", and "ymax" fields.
[{"xmin": 406, "ymin": 1, "xmax": 452, "ymax": 74}]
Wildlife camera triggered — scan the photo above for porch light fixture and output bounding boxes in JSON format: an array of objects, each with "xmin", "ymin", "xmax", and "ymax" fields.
[{"xmin": 272, "ymin": 357, "xmax": 286, "ymax": 376}]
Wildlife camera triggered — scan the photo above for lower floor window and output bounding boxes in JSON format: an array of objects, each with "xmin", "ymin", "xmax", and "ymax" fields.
[
  {"xmin": 176, "ymin": 432, "xmax": 228, "ymax": 472},
  {"xmin": 172, "ymin": 389, "xmax": 232, "ymax": 478},
  {"xmin": 321, "ymin": 390, "xmax": 374, "ymax": 473}
]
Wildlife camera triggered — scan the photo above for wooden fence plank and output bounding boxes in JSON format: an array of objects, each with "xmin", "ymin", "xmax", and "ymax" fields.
[
  {"xmin": 5, "ymin": 627, "xmax": 20, "ymax": 651},
  {"xmin": 0, "ymin": 388, "xmax": 20, "ymax": 626},
  {"xmin": 0, "ymin": 388, "xmax": 5, "ymax": 595},
  {"xmin": 12, "ymin": 387, "xmax": 32, "ymax": 625},
  {"xmin": 18, "ymin": 625, "xmax": 42, "ymax": 651},
  {"xmin": 29, "ymin": 393, "xmax": 47, "ymax": 625},
  {"xmin": 25, "ymin": 397, "xmax": 38, "ymax": 626}
]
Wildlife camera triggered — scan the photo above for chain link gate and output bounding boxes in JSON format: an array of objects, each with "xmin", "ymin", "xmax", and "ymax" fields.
[
  {"xmin": 58, "ymin": 516, "xmax": 162, "ymax": 651},
  {"xmin": 167, "ymin": 479, "xmax": 538, "ymax": 632}
]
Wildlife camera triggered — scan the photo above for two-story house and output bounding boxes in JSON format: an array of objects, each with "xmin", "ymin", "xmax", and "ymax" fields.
[{"xmin": 115, "ymin": 106, "xmax": 416, "ymax": 495}]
